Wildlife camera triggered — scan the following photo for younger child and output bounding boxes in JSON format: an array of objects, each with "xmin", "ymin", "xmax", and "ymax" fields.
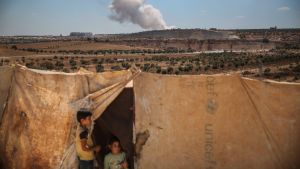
[{"xmin": 104, "ymin": 136, "xmax": 128, "ymax": 169}]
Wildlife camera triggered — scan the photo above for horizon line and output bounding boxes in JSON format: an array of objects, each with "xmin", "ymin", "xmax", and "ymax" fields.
[{"xmin": 1, "ymin": 27, "xmax": 300, "ymax": 37}]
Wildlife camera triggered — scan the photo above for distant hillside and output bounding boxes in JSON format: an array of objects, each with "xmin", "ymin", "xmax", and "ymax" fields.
[
  {"xmin": 96, "ymin": 29, "xmax": 238, "ymax": 40},
  {"xmin": 95, "ymin": 28, "xmax": 300, "ymax": 42}
]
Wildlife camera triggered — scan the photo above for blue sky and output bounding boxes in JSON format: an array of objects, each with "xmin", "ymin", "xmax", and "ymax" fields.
[{"xmin": 0, "ymin": 0, "xmax": 299, "ymax": 35}]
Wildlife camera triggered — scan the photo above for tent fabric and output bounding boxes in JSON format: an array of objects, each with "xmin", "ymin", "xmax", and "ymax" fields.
[
  {"xmin": 1, "ymin": 65, "xmax": 299, "ymax": 169},
  {"xmin": 134, "ymin": 72, "xmax": 300, "ymax": 169},
  {"xmin": 0, "ymin": 65, "xmax": 136, "ymax": 169},
  {"xmin": 0, "ymin": 66, "xmax": 14, "ymax": 123}
]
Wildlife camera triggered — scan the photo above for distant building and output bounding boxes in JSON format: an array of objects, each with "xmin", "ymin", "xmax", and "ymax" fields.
[
  {"xmin": 209, "ymin": 28, "xmax": 217, "ymax": 31},
  {"xmin": 270, "ymin": 26, "xmax": 277, "ymax": 31},
  {"xmin": 69, "ymin": 32, "xmax": 93, "ymax": 37}
]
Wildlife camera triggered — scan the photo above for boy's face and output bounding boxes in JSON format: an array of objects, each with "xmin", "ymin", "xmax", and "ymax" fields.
[
  {"xmin": 80, "ymin": 116, "xmax": 92, "ymax": 127},
  {"xmin": 110, "ymin": 141, "xmax": 121, "ymax": 154}
]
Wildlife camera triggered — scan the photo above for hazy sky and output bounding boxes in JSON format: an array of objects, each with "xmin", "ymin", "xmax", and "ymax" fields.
[{"xmin": 0, "ymin": 0, "xmax": 299, "ymax": 35}]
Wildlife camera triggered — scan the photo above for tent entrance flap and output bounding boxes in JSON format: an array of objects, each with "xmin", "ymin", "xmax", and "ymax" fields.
[{"xmin": 92, "ymin": 88, "xmax": 134, "ymax": 169}]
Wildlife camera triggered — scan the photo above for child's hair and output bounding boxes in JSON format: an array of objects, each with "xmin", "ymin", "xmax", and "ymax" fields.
[
  {"xmin": 109, "ymin": 136, "xmax": 120, "ymax": 145},
  {"xmin": 76, "ymin": 110, "xmax": 92, "ymax": 122}
]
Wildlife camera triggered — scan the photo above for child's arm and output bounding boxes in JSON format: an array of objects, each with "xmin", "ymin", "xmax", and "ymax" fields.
[
  {"xmin": 121, "ymin": 153, "xmax": 128, "ymax": 169},
  {"xmin": 121, "ymin": 160, "xmax": 128, "ymax": 169},
  {"xmin": 104, "ymin": 156, "xmax": 110, "ymax": 169},
  {"xmin": 80, "ymin": 130, "xmax": 100, "ymax": 152},
  {"xmin": 80, "ymin": 139, "xmax": 100, "ymax": 152}
]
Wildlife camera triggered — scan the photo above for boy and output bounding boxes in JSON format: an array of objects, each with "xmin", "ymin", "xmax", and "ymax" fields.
[
  {"xmin": 104, "ymin": 136, "xmax": 128, "ymax": 169},
  {"xmin": 76, "ymin": 110, "xmax": 101, "ymax": 169}
]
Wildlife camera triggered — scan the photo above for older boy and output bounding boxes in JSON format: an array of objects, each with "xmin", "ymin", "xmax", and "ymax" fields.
[{"xmin": 76, "ymin": 110, "xmax": 101, "ymax": 169}]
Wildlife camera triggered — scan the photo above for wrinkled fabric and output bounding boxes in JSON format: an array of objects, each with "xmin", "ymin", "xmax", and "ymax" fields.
[
  {"xmin": 0, "ymin": 65, "xmax": 136, "ymax": 169},
  {"xmin": 0, "ymin": 66, "xmax": 14, "ymax": 123},
  {"xmin": 1, "ymin": 65, "xmax": 300, "ymax": 169},
  {"xmin": 134, "ymin": 73, "xmax": 300, "ymax": 169}
]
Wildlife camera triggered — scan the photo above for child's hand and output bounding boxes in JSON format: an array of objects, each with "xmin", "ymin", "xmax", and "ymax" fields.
[
  {"xmin": 121, "ymin": 161, "xmax": 128, "ymax": 169},
  {"xmin": 93, "ymin": 145, "xmax": 101, "ymax": 153}
]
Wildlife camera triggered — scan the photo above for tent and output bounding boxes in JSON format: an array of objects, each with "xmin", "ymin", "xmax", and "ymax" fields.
[
  {"xmin": 0, "ymin": 65, "xmax": 299, "ymax": 169},
  {"xmin": 0, "ymin": 65, "xmax": 138, "ymax": 169},
  {"xmin": 134, "ymin": 73, "xmax": 300, "ymax": 169}
]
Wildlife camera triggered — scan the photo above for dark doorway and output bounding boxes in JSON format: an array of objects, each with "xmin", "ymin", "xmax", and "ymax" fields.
[{"xmin": 92, "ymin": 88, "xmax": 134, "ymax": 169}]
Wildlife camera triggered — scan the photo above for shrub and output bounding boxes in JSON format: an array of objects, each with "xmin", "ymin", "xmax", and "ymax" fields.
[
  {"xmin": 96, "ymin": 64, "xmax": 104, "ymax": 72},
  {"xmin": 292, "ymin": 65, "xmax": 300, "ymax": 73},
  {"xmin": 121, "ymin": 62, "xmax": 131, "ymax": 69},
  {"xmin": 264, "ymin": 68, "xmax": 271, "ymax": 73},
  {"xmin": 80, "ymin": 60, "xmax": 89, "ymax": 65},
  {"xmin": 71, "ymin": 66, "xmax": 77, "ymax": 71},
  {"xmin": 69, "ymin": 59, "xmax": 77, "ymax": 67},
  {"xmin": 167, "ymin": 67, "xmax": 174, "ymax": 74},
  {"xmin": 63, "ymin": 68, "xmax": 69, "ymax": 73},
  {"xmin": 92, "ymin": 58, "xmax": 98, "ymax": 64},
  {"xmin": 111, "ymin": 65, "xmax": 121, "ymax": 71},
  {"xmin": 55, "ymin": 61, "xmax": 64, "ymax": 69},
  {"xmin": 262, "ymin": 38, "xmax": 269, "ymax": 43},
  {"xmin": 204, "ymin": 65, "xmax": 210, "ymax": 71},
  {"xmin": 26, "ymin": 62, "xmax": 35, "ymax": 68},
  {"xmin": 242, "ymin": 71, "xmax": 252, "ymax": 76},
  {"xmin": 11, "ymin": 45, "xmax": 17, "ymax": 50},
  {"xmin": 156, "ymin": 66, "xmax": 161, "ymax": 73},
  {"xmin": 40, "ymin": 61, "xmax": 54, "ymax": 70},
  {"xmin": 143, "ymin": 63, "xmax": 151, "ymax": 71}
]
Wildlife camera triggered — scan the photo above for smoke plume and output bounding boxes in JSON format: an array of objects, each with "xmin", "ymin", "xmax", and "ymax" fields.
[{"xmin": 109, "ymin": 0, "xmax": 170, "ymax": 30}]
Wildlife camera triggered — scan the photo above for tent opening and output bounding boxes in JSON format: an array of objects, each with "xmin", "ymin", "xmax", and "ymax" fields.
[{"xmin": 92, "ymin": 87, "xmax": 134, "ymax": 169}]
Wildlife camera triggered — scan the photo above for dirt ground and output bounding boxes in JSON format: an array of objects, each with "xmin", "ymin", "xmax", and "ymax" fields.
[
  {"xmin": 2, "ymin": 41, "xmax": 155, "ymax": 54},
  {"xmin": 0, "ymin": 45, "xmax": 32, "ymax": 56}
]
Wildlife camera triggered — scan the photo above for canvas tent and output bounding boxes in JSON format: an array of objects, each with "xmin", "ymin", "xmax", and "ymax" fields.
[
  {"xmin": 134, "ymin": 73, "xmax": 300, "ymax": 169},
  {"xmin": 0, "ymin": 65, "xmax": 138, "ymax": 169},
  {"xmin": 0, "ymin": 65, "xmax": 300, "ymax": 169}
]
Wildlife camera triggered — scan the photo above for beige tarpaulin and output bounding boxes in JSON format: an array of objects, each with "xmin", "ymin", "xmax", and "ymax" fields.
[
  {"xmin": 0, "ymin": 65, "xmax": 137, "ymax": 169},
  {"xmin": 0, "ymin": 66, "xmax": 13, "ymax": 122},
  {"xmin": 1, "ymin": 65, "xmax": 300, "ymax": 169},
  {"xmin": 134, "ymin": 73, "xmax": 300, "ymax": 169}
]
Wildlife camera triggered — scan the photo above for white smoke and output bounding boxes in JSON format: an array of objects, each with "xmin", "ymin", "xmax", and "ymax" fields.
[{"xmin": 109, "ymin": 0, "xmax": 170, "ymax": 30}]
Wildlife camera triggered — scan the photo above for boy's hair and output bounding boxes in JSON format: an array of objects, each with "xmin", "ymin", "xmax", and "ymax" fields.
[
  {"xmin": 109, "ymin": 136, "xmax": 120, "ymax": 145},
  {"xmin": 76, "ymin": 110, "xmax": 92, "ymax": 123}
]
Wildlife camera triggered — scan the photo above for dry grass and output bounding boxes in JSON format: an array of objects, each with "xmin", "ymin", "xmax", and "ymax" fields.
[
  {"xmin": 0, "ymin": 45, "xmax": 32, "ymax": 56},
  {"xmin": 15, "ymin": 41, "xmax": 154, "ymax": 51}
]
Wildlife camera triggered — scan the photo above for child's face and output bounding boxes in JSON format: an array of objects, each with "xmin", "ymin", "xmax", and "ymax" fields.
[
  {"xmin": 110, "ymin": 141, "xmax": 121, "ymax": 154},
  {"xmin": 80, "ymin": 116, "xmax": 92, "ymax": 127}
]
